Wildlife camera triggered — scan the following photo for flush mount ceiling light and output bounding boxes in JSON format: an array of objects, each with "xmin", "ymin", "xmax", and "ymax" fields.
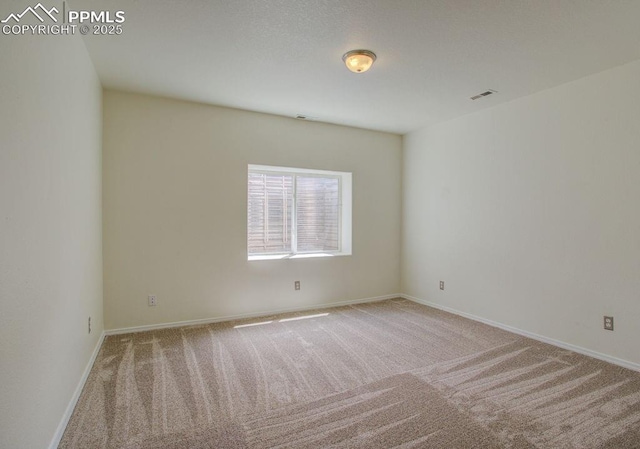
[{"xmin": 342, "ymin": 49, "xmax": 376, "ymax": 73}]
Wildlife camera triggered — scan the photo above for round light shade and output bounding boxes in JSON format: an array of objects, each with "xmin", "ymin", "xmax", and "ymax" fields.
[{"xmin": 342, "ymin": 49, "xmax": 376, "ymax": 73}]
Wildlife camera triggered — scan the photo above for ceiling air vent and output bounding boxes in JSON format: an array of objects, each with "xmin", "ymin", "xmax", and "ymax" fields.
[
  {"xmin": 470, "ymin": 89, "xmax": 497, "ymax": 100},
  {"xmin": 295, "ymin": 114, "xmax": 317, "ymax": 120}
]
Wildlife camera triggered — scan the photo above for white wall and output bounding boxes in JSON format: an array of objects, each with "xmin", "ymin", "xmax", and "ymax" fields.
[
  {"xmin": 103, "ymin": 91, "xmax": 402, "ymax": 330},
  {"xmin": 402, "ymin": 59, "xmax": 640, "ymax": 366},
  {"xmin": 0, "ymin": 11, "xmax": 103, "ymax": 449}
]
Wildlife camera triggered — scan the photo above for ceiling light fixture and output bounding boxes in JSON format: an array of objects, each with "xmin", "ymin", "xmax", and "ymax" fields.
[{"xmin": 342, "ymin": 49, "xmax": 376, "ymax": 73}]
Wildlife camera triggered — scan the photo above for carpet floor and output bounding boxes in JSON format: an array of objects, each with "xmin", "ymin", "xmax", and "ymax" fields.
[{"xmin": 59, "ymin": 298, "xmax": 640, "ymax": 448}]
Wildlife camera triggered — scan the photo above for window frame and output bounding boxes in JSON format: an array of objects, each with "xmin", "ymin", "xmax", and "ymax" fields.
[{"xmin": 247, "ymin": 164, "xmax": 352, "ymax": 260}]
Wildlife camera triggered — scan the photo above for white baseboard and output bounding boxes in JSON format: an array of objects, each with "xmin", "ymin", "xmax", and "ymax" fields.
[
  {"xmin": 48, "ymin": 331, "xmax": 106, "ymax": 449},
  {"xmin": 105, "ymin": 294, "xmax": 401, "ymax": 336},
  {"xmin": 402, "ymin": 294, "xmax": 640, "ymax": 373}
]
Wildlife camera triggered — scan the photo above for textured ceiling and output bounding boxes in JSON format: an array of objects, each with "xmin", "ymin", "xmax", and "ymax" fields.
[{"xmin": 76, "ymin": 0, "xmax": 640, "ymax": 134}]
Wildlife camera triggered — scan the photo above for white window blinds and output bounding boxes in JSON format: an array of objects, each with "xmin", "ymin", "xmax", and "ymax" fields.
[
  {"xmin": 247, "ymin": 167, "xmax": 345, "ymax": 257},
  {"xmin": 296, "ymin": 176, "xmax": 340, "ymax": 252},
  {"xmin": 247, "ymin": 173, "xmax": 293, "ymax": 255}
]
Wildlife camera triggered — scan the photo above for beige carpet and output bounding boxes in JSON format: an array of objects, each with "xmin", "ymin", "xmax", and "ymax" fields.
[{"xmin": 59, "ymin": 299, "xmax": 640, "ymax": 448}]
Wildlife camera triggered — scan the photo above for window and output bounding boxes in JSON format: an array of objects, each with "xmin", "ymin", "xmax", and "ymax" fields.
[{"xmin": 247, "ymin": 165, "xmax": 352, "ymax": 259}]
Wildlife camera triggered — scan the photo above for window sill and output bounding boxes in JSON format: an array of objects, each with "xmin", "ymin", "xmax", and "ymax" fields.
[{"xmin": 248, "ymin": 252, "xmax": 350, "ymax": 261}]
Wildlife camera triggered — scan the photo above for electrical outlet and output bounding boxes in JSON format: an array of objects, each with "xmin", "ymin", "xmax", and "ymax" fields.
[
  {"xmin": 148, "ymin": 295, "xmax": 157, "ymax": 306},
  {"xmin": 294, "ymin": 281, "xmax": 300, "ymax": 290},
  {"xmin": 88, "ymin": 316, "xmax": 91, "ymax": 334},
  {"xmin": 604, "ymin": 316, "xmax": 614, "ymax": 331},
  {"xmin": 439, "ymin": 281, "xmax": 445, "ymax": 290}
]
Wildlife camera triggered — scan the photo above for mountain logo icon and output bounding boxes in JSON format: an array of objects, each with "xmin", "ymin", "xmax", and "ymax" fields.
[{"xmin": 1, "ymin": 3, "xmax": 59, "ymax": 23}]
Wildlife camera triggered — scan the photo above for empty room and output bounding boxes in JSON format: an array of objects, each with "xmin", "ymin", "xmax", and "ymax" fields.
[{"xmin": 2, "ymin": 0, "xmax": 640, "ymax": 448}]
